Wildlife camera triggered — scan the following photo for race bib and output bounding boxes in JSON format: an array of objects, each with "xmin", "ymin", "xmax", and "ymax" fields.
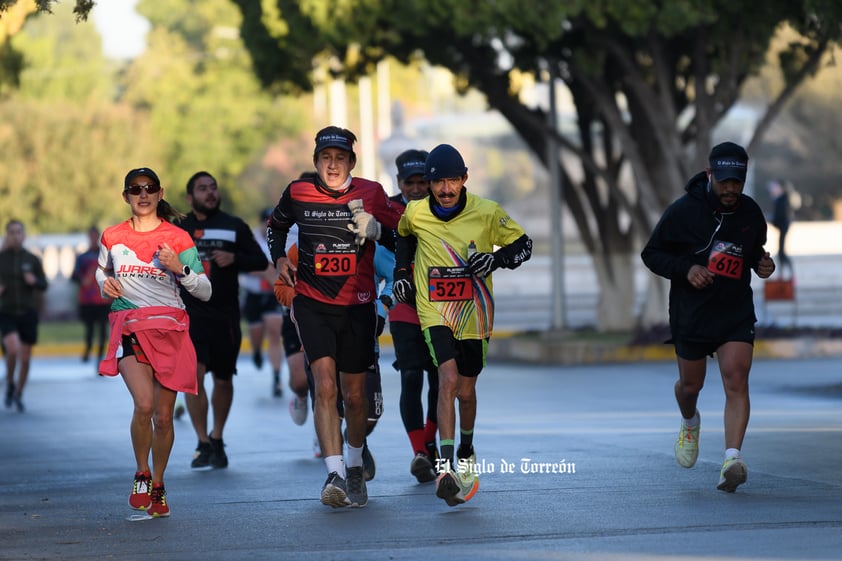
[
  {"xmin": 314, "ymin": 243, "xmax": 357, "ymax": 276},
  {"xmin": 428, "ymin": 266, "xmax": 473, "ymax": 302},
  {"xmin": 708, "ymin": 240, "xmax": 744, "ymax": 279}
]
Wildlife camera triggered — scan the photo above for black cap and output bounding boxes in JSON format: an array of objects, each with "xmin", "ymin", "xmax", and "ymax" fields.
[
  {"xmin": 395, "ymin": 149, "xmax": 429, "ymax": 180},
  {"xmin": 124, "ymin": 167, "xmax": 160, "ymax": 190},
  {"xmin": 709, "ymin": 142, "xmax": 748, "ymax": 183},
  {"xmin": 424, "ymin": 144, "xmax": 467, "ymax": 180},
  {"xmin": 314, "ymin": 130, "xmax": 355, "ymax": 156}
]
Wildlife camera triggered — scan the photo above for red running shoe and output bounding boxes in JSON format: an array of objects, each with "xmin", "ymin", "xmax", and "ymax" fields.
[
  {"xmin": 148, "ymin": 483, "xmax": 170, "ymax": 518},
  {"xmin": 129, "ymin": 471, "xmax": 152, "ymax": 510}
]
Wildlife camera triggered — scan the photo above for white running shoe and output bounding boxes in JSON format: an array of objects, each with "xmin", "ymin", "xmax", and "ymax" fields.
[
  {"xmin": 717, "ymin": 457, "xmax": 748, "ymax": 493},
  {"xmin": 674, "ymin": 412, "xmax": 700, "ymax": 468},
  {"xmin": 289, "ymin": 395, "xmax": 308, "ymax": 426}
]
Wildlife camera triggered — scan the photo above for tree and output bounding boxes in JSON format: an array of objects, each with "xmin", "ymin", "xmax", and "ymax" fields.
[
  {"xmin": 0, "ymin": 1, "xmax": 158, "ymax": 233},
  {"xmin": 231, "ymin": 0, "xmax": 842, "ymax": 330},
  {"xmin": 0, "ymin": 0, "xmax": 311, "ymax": 232},
  {"xmin": 121, "ymin": 0, "xmax": 309, "ymax": 217},
  {"xmin": 0, "ymin": 0, "xmax": 92, "ymax": 20}
]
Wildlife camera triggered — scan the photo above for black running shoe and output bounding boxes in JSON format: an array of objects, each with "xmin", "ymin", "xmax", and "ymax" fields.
[
  {"xmin": 346, "ymin": 466, "xmax": 368, "ymax": 508},
  {"xmin": 362, "ymin": 440, "xmax": 376, "ymax": 481},
  {"xmin": 4, "ymin": 385, "xmax": 13, "ymax": 409},
  {"xmin": 209, "ymin": 436, "xmax": 228, "ymax": 469},
  {"xmin": 411, "ymin": 452, "xmax": 436, "ymax": 483},
  {"xmin": 191, "ymin": 441, "xmax": 212, "ymax": 469}
]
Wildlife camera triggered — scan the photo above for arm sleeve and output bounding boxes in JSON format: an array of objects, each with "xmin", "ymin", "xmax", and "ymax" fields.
[
  {"xmin": 374, "ymin": 186, "xmax": 404, "ymax": 230},
  {"xmin": 32, "ymin": 257, "xmax": 48, "ymax": 291},
  {"xmin": 272, "ymin": 244, "xmax": 298, "ymax": 307},
  {"xmin": 180, "ymin": 270, "xmax": 212, "ymax": 302},
  {"xmin": 71, "ymin": 255, "xmax": 83, "ymax": 284},
  {"xmin": 267, "ymin": 188, "xmax": 294, "ymax": 263},
  {"xmin": 394, "ymin": 233, "xmax": 417, "ymax": 273},
  {"xmin": 375, "ymin": 245, "xmax": 395, "ymax": 299},
  {"xmin": 96, "ymin": 235, "xmax": 112, "ymax": 298},
  {"xmin": 492, "ymin": 234, "xmax": 532, "ymax": 270},
  {"xmin": 178, "ymin": 246, "xmax": 212, "ymax": 301},
  {"xmin": 236, "ymin": 220, "xmax": 270, "ymax": 273},
  {"xmin": 751, "ymin": 212, "xmax": 769, "ymax": 272},
  {"xmin": 640, "ymin": 210, "xmax": 695, "ymax": 281}
]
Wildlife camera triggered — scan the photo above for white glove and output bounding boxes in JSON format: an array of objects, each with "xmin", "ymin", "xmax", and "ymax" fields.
[
  {"xmin": 347, "ymin": 199, "xmax": 381, "ymax": 245},
  {"xmin": 468, "ymin": 252, "xmax": 496, "ymax": 278}
]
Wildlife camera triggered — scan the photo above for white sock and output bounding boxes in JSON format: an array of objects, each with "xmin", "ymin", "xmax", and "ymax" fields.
[
  {"xmin": 324, "ymin": 455, "xmax": 345, "ymax": 477},
  {"xmin": 346, "ymin": 443, "xmax": 364, "ymax": 468},
  {"xmin": 725, "ymin": 448, "xmax": 740, "ymax": 460},
  {"xmin": 683, "ymin": 410, "xmax": 700, "ymax": 428}
]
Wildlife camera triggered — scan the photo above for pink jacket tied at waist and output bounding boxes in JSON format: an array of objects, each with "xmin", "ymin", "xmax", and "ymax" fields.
[{"xmin": 98, "ymin": 306, "xmax": 198, "ymax": 394}]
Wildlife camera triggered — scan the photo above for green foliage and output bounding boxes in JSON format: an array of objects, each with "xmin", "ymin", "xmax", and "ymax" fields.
[
  {"xmin": 0, "ymin": 98, "xmax": 161, "ymax": 233},
  {"xmin": 0, "ymin": 0, "xmax": 311, "ymax": 233},
  {"xmin": 10, "ymin": 1, "xmax": 111, "ymax": 101},
  {"xmin": 0, "ymin": 0, "xmax": 94, "ymax": 22},
  {"xmin": 124, "ymin": 0, "xmax": 308, "ymax": 217}
]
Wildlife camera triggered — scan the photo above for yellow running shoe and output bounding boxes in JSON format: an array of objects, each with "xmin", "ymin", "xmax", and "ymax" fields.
[
  {"xmin": 455, "ymin": 453, "xmax": 480, "ymax": 503},
  {"xmin": 717, "ymin": 457, "xmax": 748, "ymax": 493},
  {"xmin": 674, "ymin": 413, "xmax": 700, "ymax": 468}
]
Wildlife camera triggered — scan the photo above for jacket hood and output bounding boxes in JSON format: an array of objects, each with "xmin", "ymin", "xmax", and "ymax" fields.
[{"xmin": 684, "ymin": 171, "xmax": 709, "ymax": 200}]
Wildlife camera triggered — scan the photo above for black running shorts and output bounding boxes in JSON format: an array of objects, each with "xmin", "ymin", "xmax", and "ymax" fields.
[
  {"xmin": 291, "ymin": 295, "xmax": 376, "ymax": 374},
  {"xmin": 673, "ymin": 318, "xmax": 756, "ymax": 360},
  {"xmin": 423, "ymin": 325, "xmax": 487, "ymax": 378},
  {"xmin": 281, "ymin": 309, "xmax": 302, "ymax": 356},
  {"xmin": 0, "ymin": 310, "xmax": 39, "ymax": 345},
  {"xmin": 390, "ymin": 320, "xmax": 436, "ymax": 372},
  {"xmin": 188, "ymin": 311, "xmax": 242, "ymax": 380}
]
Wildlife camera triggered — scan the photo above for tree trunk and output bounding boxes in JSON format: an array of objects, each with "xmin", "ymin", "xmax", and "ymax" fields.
[{"xmin": 592, "ymin": 252, "xmax": 636, "ymax": 331}]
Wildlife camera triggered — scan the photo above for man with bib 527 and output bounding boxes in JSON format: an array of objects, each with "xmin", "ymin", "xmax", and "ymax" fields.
[{"xmin": 394, "ymin": 143, "xmax": 532, "ymax": 507}]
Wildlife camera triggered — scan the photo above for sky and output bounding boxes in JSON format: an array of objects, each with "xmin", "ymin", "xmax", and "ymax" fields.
[{"xmin": 91, "ymin": 0, "xmax": 149, "ymax": 60}]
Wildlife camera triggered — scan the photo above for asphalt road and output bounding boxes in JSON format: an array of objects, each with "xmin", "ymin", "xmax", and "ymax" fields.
[{"xmin": 2, "ymin": 352, "xmax": 841, "ymax": 561}]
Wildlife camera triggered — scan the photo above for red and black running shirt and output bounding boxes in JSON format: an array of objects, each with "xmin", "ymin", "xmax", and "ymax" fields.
[{"xmin": 267, "ymin": 176, "xmax": 403, "ymax": 306}]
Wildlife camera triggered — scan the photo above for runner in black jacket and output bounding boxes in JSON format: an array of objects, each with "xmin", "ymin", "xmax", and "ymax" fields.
[
  {"xmin": 179, "ymin": 171, "xmax": 268, "ymax": 470},
  {"xmin": 641, "ymin": 141, "xmax": 775, "ymax": 493}
]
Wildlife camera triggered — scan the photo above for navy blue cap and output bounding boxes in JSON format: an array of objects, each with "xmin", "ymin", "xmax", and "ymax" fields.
[
  {"xmin": 396, "ymin": 149, "xmax": 429, "ymax": 180},
  {"xmin": 424, "ymin": 144, "xmax": 467, "ymax": 180},
  {"xmin": 709, "ymin": 142, "xmax": 748, "ymax": 183}
]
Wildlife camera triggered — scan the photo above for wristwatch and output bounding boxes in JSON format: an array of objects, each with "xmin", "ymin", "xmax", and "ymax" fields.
[{"xmin": 181, "ymin": 265, "xmax": 191, "ymax": 277}]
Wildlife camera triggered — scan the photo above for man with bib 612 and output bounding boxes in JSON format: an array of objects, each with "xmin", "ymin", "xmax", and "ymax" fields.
[{"xmin": 641, "ymin": 141, "xmax": 775, "ymax": 493}]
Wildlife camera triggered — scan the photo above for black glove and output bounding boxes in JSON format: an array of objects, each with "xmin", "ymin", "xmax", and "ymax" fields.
[
  {"xmin": 393, "ymin": 267, "xmax": 416, "ymax": 305},
  {"xmin": 468, "ymin": 252, "xmax": 496, "ymax": 278},
  {"xmin": 379, "ymin": 294, "xmax": 393, "ymax": 310},
  {"xmin": 375, "ymin": 314, "xmax": 386, "ymax": 337},
  {"xmin": 393, "ymin": 279, "xmax": 415, "ymax": 305}
]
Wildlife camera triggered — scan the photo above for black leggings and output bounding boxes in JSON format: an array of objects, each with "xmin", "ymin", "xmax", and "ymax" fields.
[{"xmin": 399, "ymin": 368, "xmax": 439, "ymax": 432}]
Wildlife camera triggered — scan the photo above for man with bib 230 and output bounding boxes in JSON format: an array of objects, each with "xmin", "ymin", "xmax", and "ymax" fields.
[{"xmin": 641, "ymin": 141, "xmax": 776, "ymax": 493}]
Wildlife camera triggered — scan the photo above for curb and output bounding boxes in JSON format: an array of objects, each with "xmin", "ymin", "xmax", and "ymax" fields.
[
  {"xmin": 33, "ymin": 335, "xmax": 842, "ymax": 365},
  {"xmin": 487, "ymin": 335, "xmax": 842, "ymax": 365}
]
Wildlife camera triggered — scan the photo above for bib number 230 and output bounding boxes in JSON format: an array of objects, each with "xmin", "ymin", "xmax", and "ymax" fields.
[{"xmin": 315, "ymin": 253, "xmax": 356, "ymax": 276}]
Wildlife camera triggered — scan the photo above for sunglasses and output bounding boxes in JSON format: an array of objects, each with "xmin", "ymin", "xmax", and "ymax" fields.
[{"xmin": 124, "ymin": 184, "xmax": 162, "ymax": 195}]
